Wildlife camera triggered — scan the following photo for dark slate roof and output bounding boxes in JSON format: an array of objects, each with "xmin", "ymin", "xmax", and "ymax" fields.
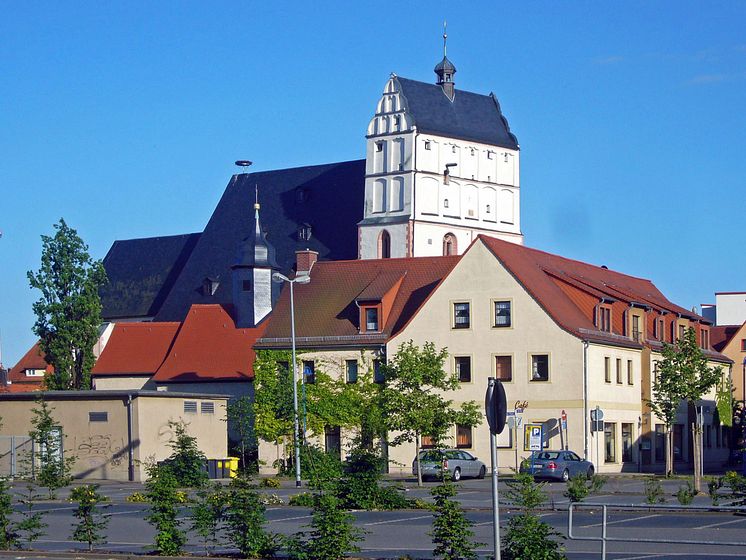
[
  {"xmin": 100, "ymin": 233, "xmax": 200, "ymax": 320},
  {"xmin": 395, "ymin": 77, "xmax": 518, "ymax": 150},
  {"xmin": 154, "ymin": 160, "xmax": 365, "ymax": 322}
]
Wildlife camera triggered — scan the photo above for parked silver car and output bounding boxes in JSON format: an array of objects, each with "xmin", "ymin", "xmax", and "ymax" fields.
[
  {"xmin": 520, "ymin": 450, "xmax": 594, "ymax": 482},
  {"xmin": 412, "ymin": 449, "xmax": 486, "ymax": 481}
]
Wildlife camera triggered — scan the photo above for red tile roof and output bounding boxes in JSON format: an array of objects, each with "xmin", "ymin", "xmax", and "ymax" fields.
[
  {"xmin": 257, "ymin": 256, "xmax": 460, "ymax": 348},
  {"xmin": 92, "ymin": 322, "xmax": 180, "ymax": 376},
  {"xmin": 7, "ymin": 342, "xmax": 51, "ymax": 386},
  {"xmin": 478, "ymin": 236, "xmax": 728, "ymax": 359},
  {"xmin": 151, "ymin": 304, "xmax": 267, "ymax": 383},
  {"xmin": 711, "ymin": 324, "xmax": 744, "ymax": 353}
]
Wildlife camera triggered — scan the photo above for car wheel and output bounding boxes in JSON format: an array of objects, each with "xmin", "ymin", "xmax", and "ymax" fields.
[
  {"xmin": 587, "ymin": 466, "xmax": 595, "ymax": 479},
  {"xmin": 561, "ymin": 469, "xmax": 570, "ymax": 482},
  {"xmin": 478, "ymin": 466, "xmax": 486, "ymax": 479},
  {"xmin": 452, "ymin": 467, "xmax": 461, "ymax": 482}
]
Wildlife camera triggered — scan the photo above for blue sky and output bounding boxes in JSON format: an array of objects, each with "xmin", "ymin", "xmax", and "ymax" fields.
[{"xmin": 1, "ymin": 2, "xmax": 745, "ymax": 366}]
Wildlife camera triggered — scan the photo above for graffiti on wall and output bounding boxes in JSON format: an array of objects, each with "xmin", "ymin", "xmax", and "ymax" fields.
[{"xmin": 75, "ymin": 434, "xmax": 125, "ymax": 468}]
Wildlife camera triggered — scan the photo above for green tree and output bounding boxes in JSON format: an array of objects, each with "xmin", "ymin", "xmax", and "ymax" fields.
[
  {"xmin": 189, "ymin": 483, "xmax": 227, "ymax": 556},
  {"xmin": 430, "ymin": 476, "xmax": 481, "ymax": 560},
  {"xmin": 144, "ymin": 463, "xmax": 186, "ymax": 555},
  {"xmin": 27, "ymin": 218, "xmax": 107, "ymax": 390},
  {"xmin": 224, "ymin": 475, "xmax": 277, "ymax": 558},
  {"xmin": 225, "ymin": 396, "xmax": 258, "ymax": 472},
  {"xmin": 14, "ymin": 485, "xmax": 47, "ymax": 550},
  {"xmin": 0, "ymin": 478, "xmax": 18, "ymax": 550},
  {"xmin": 381, "ymin": 341, "xmax": 482, "ymax": 486},
  {"xmin": 166, "ymin": 420, "xmax": 207, "ymax": 487},
  {"xmin": 70, "ymin": 484, "xmax": 109, "ymax": 551},
  {"xmin": 28, "ymin": 397, "xmax": 74, "ymax": 498},
  {"xmin": 648, "ymin": 328, "xmax": 723, "ymax": 486}
]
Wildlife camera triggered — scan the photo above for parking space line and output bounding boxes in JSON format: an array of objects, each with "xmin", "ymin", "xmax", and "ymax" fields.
[
  {"xmin": 270, "ymin": 513, "xmax": 314, "ymax": 522},
  {"xmin": 580, "ymin": 513, "xmax": 659, "ymax": 528},
  {"xmin": 695, "ymin": 517, "xmax": 746, "ymax": 530},
  {"xmin": 365, "ymin": 514, "xmax": 432, "ymax": 526}
]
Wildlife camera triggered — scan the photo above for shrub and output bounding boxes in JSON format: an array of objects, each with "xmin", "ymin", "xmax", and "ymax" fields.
[
  {"xmin": 189, "ymin": 483, "xmax": 227, "ymax": 556},
  {"xmin": 144, "ymin": 463, "xmax": 186, "ymax": 555},
  {"xmin": 0, "ymin": 478, "xmax": 18, "ymax": 550},
  {"xmin": 675, "ymin": 480, "xmax": 697, "ymax": 505},
  {"xmin": 721, "ymin": 471, "xmax": 746, "ymax": 506},
  {"xmin": 644, "ymin": 477, "xmax": 665, "ymax": 504},
  {"xmin": 505, "ymin": 471, "xmax": 547, "ymax": 511},
  {"xmin": 70, "ymin": 484, "xmax": 109, "ymax": 551},
  {"xmin": 225, "ymin": 475, "xmax": 277, "ymax": 558},
  {"xmin": 259, "ymin": 493, "xmax": 284, "ymax": 506},
  {"xmin": 166, "ymin": 420, "xmax": 208, "ymax": 488},
  {"xmin": 126, "ymin": 492, "xmax": 148, "ymax": 503},
  {"xmin": 707, "ymin": 476, "xmax": 723, "ymax": 505},
  {"xmin": 288, "ymin": 490, "xmax": 364, "ymax": 560},
  {"xmin": 337, "ymin": 448, "xmax": 410, "ymax": 510},
  {"xmin": 430, "ymin": 477, "xmax": 481, "ymax": 560},
  {"xmin": 290, "ymin": 492, "xmax": 316, "ymax": 507},
  {"xmin": 502, "ymin": 512, "xmax": 566, "ymax": 560},
  {"xmin": 564, "ymin": 474, "xmax": 606, "ymax": 503},
  {"xmin": 261, "ymin": 477, "xmax": 281, "ymax": 489}
]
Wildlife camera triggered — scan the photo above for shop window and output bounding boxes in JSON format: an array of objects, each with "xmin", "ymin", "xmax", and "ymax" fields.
[
  {"xmin": 604, "ymin": 422, "xmax": 617, "ymax": 463},
  {"xmin": 622, "ymin": 423, "xmax": 633, "ymax": 462},
  {"xmin": 655, "ymin": 424, "xmax": 665, "ymax": 462},
  {"xmin": 455, "ymin": 356, "xmax": 471, "ymax": 383}
]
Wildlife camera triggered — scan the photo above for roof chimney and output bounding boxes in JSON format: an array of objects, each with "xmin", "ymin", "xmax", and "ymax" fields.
[{"xmin": 296, "ymin": 249, "xmax": 318, "ymax": 274}]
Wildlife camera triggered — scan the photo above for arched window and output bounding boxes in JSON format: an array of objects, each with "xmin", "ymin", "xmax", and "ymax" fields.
[
  {"xmin": 379, "ymin": 230, "xmax": 391, "ymax": 259},
  {"xmin": 443, "ymin": 233, "xmax": 457, "ymax": 256}
]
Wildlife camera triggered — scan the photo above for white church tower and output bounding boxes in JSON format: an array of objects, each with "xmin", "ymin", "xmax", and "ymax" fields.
[{"xmin": 358, "ymin": 29, "xmax": 523, "ymax": 259}]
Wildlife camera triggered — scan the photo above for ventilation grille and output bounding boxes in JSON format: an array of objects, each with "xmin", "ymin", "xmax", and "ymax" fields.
[
  {"xmin": 200, "ymin": 402, "xmax": 215, "ymax": 414},
  {"xmin": 89, "ymin": 412, "xmax": 108, "ymax": 422},
  {"xmin": 184, "ymin": 401, "xmax": 198, "ymax": 414}
]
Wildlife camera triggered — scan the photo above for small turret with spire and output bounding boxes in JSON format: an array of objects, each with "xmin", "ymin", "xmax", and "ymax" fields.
[
  {"xmin": 434, "ymin": 21, "xmax": 456, "ymax": 101},
  {"xmin": 231, "ymin": 186, "xmax": 280, "ymax": 328}
]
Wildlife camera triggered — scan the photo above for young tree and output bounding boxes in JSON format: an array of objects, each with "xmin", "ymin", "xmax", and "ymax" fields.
[
  {"xmin": 381, "ymin": 341, "xmax": 482, "ymax": 486},
  {"xmin": 0, "ymin": 478, "xmax": 18, "ymax": 550},
  {"xmin": 144, "ymin": 463, "xmax": 186, "ymax": 555},
  {"xmin": 224, "ymin": 475, "xmax": 277, "ymax": 558},
  {"xmin": 225, "ymin": 396, "xmax": 257, "ymax": 472},
  {"xmin": 648, "ymin": 328, "xmax": 723, "ymax": 486},
  {"xmin": 27, "ymin": 218, "xmax": 107, "ymax": 390},
  {"xmin": 430, "ymin": 476, "xmax": 481, "ymax": 560},
  {"xmin": 70, "ymin": 484, "xmax": 109, "ymax": 551},
  {"xmin": 166, "ymin": 420, "xmax": 207, "ymax": 487},
  {"xmin": 28, "ymin": 398, "xmax": 74, "ymax": 498},
  {"xmin": 14, "ymin": 484, "xmax": 47, "ymax": 550},
  {"xmin": 189, "ymin": 483, "xmax": 228, "ymax": 556}
]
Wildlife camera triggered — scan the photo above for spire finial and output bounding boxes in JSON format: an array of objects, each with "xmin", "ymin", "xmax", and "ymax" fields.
[
  {"xmin": 443, "ymin": 20, "xmax": 447, "ymax": 57},
  {"xmin": 254, "ymin": 184, "xmax": 260, "ymax": 211}
]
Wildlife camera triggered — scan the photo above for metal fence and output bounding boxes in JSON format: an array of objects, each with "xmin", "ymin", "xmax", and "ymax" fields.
[
  {"xmin": 0, "ymin": 435, "xmax": 33, "ymax": 478},
  {"xmin": 567, "ymin": 502, "xmax": 746, "ymax": 560}
]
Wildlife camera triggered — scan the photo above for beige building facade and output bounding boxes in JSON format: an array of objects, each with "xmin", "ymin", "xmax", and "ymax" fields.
[{"xmin": 0, "ymin": 390, "xmax": 228, "ymax": 481}]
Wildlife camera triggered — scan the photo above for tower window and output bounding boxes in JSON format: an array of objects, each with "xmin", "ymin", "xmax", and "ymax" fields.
[
  {"xmin": 394, "ymin": 115, "xmax": 401, "ymax": 128},
  {"xmin": 487, "ymin": 151, "xmax": 494, "ymax": 160},
  {"xmin": 298, "ymin": 223, "xmax": 312, "ymax": 241},
  {"xmin": 451, "ymin": 145, "xmax": 457, "ymax": 154},
  {"xmin": 443, "ymin": 233, "xmax": 457, "ymax": 256},
  {"xmin": 242, "ymin": 280, "xmax": 251, "ymax": 292},
  {"xmin": 486, "ymin": 205, "xmax": 491, "ymax": 214},
  {"xmin": 378, "ymin": 230, "xmax": 391, "ymax": 259},
  {"xmin": 424, "ymin": 141, "xmax": 431, "ymax": 150},
  {"xmin": 376, "ymin": 141, "xmax": 384, "ymax": 152},
  {"xmin": 202, "ymin": 277, "xmax": 219, "ymax": 296},
  {"xmin": 444, "ymin": 199, "xmax": 449, "ymax": 208}
]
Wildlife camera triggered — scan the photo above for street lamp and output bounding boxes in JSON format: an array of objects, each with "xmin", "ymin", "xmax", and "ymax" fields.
[{"xmin": 272, "ymin": 271, "xmax": 310, "ymax": 488}]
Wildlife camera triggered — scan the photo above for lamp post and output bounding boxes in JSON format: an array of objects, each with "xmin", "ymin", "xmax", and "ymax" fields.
[{"xmin": 272, "ymin": 271, "xmax": 311, "ymax": 488}]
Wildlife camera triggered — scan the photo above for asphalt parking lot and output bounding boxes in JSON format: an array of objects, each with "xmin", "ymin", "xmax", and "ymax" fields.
[{"xmin": 3, "ymin": 475, "xmax": 746, "ymax": 560}]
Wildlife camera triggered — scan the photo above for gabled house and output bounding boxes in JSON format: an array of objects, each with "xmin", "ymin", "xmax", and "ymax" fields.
[
  {"xmin": 256, "ymin": 236, "xmax": 731, "ymax": 474},
  {"xmin": 711, "ymin": 322, "xmax": 746, "ymax": 402}
]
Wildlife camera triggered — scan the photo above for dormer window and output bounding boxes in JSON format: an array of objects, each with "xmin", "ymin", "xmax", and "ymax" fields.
[
  {"xmin": 202, "ymin": 277, "xmax": 219, "ymax": 296},
  {"xmin": 295, "ymin": 188, "xmax": 309, "ymax": 204},
  {"xmin": 360, "ymin": 304, "xmax": 381, "ymax": 333},
  {"xmin": 700, "ymin": 328, "xmax": 709, "ymax": 349},
  {"xmin": 596, "ymin": 305, "xmax": 611, "ymax": 332},
  {"xmin": 25, "ymin": 368, "xmax": 46, "ymax": 377}
]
